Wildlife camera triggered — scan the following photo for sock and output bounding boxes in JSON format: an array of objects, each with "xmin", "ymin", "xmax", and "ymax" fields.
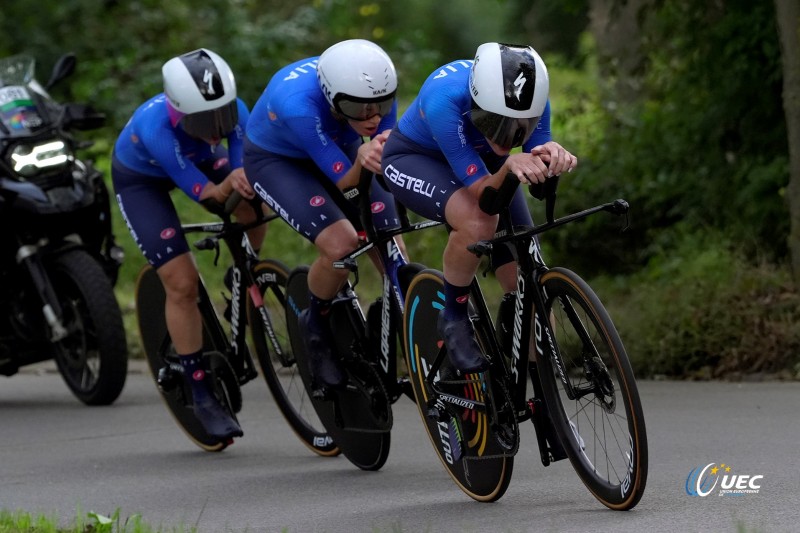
[
  {"xmin": 443, "ymin": 280, "xmax": 470, "ymax": 321},
  {"xmin": 179, "ymin": 351, "xmax": 210, "ymax": 402},
  {"xmin": 307, "ymin": 293, "xmax": 333, "ymax": 331}
]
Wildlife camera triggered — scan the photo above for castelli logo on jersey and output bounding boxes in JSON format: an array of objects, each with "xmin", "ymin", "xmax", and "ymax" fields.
[
  {"xmin": 213, "ymin": 158, "xmax": 229, "ymax": 170},
  {"xmin": 130, "ymin": 134, "xmax": 140, "ymax": 144},
  {"xmin": 192, "ymin": 369, "xmax": 205, "ymax": 381},
  {"xmin": 310, "ymin": 196, "xmax": 326, "ymax": 207},
  {"xmin": 160, "ymin": 228, "xmax": 176, "ymax": 239},
  {"xmin": 268, "ymin": 111, "xmax": 277, "ymax": 121},
  {"xmin": 192, "ymin": 183, "xmax": 203, "ymax": 196},
  {"xmin": 466, "ymin": 164, "xmax": 478, "ymax": 176},
  {"xmin": 456, "ymin": 295, "xmax": 469, "ymax": 304},
  {"xmin": 333, "ymin": 161, "xmax": 345, "ymax": 174},
  {"xmin": 371, "ymin": 202, "xmax": 385, "ymax": 213}
]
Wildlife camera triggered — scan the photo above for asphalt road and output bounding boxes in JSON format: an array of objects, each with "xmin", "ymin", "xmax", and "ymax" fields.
[{"xmin": 1, "ymin": 361, "xmax": 798, "ymax": 533}]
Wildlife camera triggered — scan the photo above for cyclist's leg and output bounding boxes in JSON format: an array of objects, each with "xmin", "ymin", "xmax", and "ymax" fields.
[
  {"xmin": 383, "ymin": 135, "xmax": 491, "ymax": 373},
  {"xmin": 245, "ymin": 145, "xmax": 354, "ymax": 387},
  {"xmin": 113, "ymin": 160, "xmax": 241, "ymax": 440}
]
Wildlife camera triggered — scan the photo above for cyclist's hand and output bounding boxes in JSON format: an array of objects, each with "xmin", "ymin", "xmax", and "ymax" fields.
[
  {"xmin": 505, "ymin": 152, "xmax": 549, "ymax": 185},
  {"xmin": 227, "ymin": 168, "xmax": 255, "ymax": 200},
  {"xmin": 357, "ymin": 130, "xmax": 390, "ymax": 175},
  {"xmin": 530, "ymin": 141, "xmax": 577, "ymax": 177}
]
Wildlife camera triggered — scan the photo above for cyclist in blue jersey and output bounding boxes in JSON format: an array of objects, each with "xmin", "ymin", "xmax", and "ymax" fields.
[
  {"xmin": 113, "ymin": 49, "xmax": 261, "ymax": 440},
  {"xmin": 382, "ymin": 42, "xmax": 577, "ymax": 373},
  {"xmin": 245, "ymin": 39, "xmax": 403, "ymax": 389}
]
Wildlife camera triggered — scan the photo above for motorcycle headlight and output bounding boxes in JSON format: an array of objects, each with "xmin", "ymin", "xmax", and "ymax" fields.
[{"xmin": 8, "ymin": 139, "xmax": 73, "ymax": 178}]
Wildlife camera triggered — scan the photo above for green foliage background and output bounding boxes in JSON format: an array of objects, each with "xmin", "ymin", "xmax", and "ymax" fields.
[{"xmin": 1, "ymin": 0, "xmax": 797, "ymax": 377}]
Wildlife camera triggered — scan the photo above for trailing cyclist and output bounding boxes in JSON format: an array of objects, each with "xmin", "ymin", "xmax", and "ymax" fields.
[
  {"xmin": 112, "ymin": 49, "xmax": 261, "ymax": 440},
  {"xmin": 382, "ymin": 42, "xmax": 578, "ymax": 373}
]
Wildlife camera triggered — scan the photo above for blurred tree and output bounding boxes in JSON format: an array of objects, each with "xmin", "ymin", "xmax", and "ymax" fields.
[{"xmin": 774, "ymin": 0, "xmax": 800, "ymax": 283}]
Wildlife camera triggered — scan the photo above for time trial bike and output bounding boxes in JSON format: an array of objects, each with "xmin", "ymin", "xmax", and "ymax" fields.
[
  {"xmin": 402, "ymin": 173, "xmax": 648, "ymax": 509},
  {"xmin": 135, "ymin": 195, "xmax": 338, "ymax": 454},
  {"xmin": 283, "ymin": 170, "xmax": 441, "ymax": 470}
]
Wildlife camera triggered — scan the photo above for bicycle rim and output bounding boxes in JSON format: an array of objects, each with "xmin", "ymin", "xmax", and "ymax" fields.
[
  {"xmin": 248, "ymin": 260, "xmax": 339, "ymax": 457},
  {"xmin": 536, "ymin": 267, "xmax": 647, "ymax": 510}
]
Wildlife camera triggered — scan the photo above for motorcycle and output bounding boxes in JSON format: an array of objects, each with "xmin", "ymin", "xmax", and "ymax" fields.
[{"xmin": 0, "ymin": 52, "xmax": 128, "ymax": 405}]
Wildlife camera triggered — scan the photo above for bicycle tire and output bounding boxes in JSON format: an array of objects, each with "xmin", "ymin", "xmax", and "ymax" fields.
[
  {"xmin": 247, "ymin": 259, "xmax": 339, "ymax": 457},
  {"xmin": 403, "ymin": 269, "xmax": 514, "ymax": 502},
  {"xmin": 534, "ymin": 267, "xmax": 647, "ymax": 510},
  {"xmin": 135, "ymin": 265, "xmax": 236, "ymax": 452},
  {"xmin": 285, "ymin": 266, "xmax": 391, "ymax": 471}
]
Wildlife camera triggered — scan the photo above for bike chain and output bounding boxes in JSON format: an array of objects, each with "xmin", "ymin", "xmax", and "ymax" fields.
[{"xmin": 433, "ymin": 371, "xmax": 520, "ymax": 461}]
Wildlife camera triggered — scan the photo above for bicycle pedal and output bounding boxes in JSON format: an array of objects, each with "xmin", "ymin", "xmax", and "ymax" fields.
[
  {"xmin": 311, "ymin": 387, "xmax": 329, "ymax": 401},
  {"xmin": 156, "ymin": 365, "xmax": 182, "ymax": 392}
]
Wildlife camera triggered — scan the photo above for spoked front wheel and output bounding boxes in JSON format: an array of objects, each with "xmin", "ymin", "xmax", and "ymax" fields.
[
  {"xmin": 535, "ymin": 267, "xmax": 647, "ymax": 510},
  {"xmin": 248, "ymin": 259, "xmax": 339, "ymax": 457}
]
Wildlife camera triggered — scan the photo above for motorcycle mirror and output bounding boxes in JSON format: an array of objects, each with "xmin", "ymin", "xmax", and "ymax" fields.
[{"xmin": 45, "ymin": 53, "xmax": 77, "ymax": 90}]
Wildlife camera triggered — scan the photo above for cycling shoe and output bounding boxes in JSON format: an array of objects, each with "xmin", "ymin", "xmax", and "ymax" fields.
[
  {"xmin": 437, "ymin": 313, "xmax": 489, "ymax": 373},
  {"xmin": 192, "ymin": 395, "xmax": 243, "ymax": 440},
  {"xmin": 299, "ymin": 308, "xmax": 347, "ymax": 388}
]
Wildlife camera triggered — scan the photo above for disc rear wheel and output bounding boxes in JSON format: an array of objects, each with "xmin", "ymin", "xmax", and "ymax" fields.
[
  {"xmin": 403, "ymin": 269, "xmax": 514, "ymax": 502},
  {"xmin": 135, "ymin": 265, "xmax": 234, "ymax": 452},
  {"xmin": 285, "ymin": 266, "xmax": 391, "ymax": 471}
]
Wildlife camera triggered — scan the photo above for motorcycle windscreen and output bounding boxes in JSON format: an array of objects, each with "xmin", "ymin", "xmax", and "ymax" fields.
[{"xmin": 0, "ymin": 85, "xmax": 45, "ymax": 137}]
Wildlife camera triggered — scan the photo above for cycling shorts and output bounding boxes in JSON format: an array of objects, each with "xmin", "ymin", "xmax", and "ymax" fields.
[
  {"xmin": 111, "ymin": 148, "xmax": 231, "ymax": 268},
  {"xmin": 243, "ymin": 138, "xmax": 401, "ymax": 243}
]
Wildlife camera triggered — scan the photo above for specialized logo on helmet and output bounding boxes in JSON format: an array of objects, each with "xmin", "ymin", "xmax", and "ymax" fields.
[
  {"xmin": 500, "ymin": 45, "xmax": 536, "ymax": 110},
  {"xmin": 513, "ymin": 72, "xmax": 527, "ymax": 100},
  {"xmin": 180, "ymin": 49, "xmax": 224, "ymax": 102}
]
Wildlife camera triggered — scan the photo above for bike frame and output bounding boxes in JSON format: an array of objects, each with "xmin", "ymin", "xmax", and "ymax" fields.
[
  {"xmin": 422, "ymin": 175, "xmax": 630, "ymax": 464},
  {"xmin": 183, "ymin": 206, "xmax": 280, "ymax": 386},
  {"xmin": 332, "ymin": 173, "xmax": 443, "ymax": 401}
]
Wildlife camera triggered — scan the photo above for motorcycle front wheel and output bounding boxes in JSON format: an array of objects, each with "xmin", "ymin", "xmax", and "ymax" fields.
[{"xmin": 49, "ymin": 248, "xmax": 128, "ymax": 405}]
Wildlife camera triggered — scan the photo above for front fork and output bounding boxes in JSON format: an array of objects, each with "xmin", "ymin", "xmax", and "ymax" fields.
[
  {"xmin": 496, "ymin": 267, "xmax": 568, "ymax": 466},
  {"xmin": 16, "ymin": 244, "xmax": 68, "ymax": 342}
]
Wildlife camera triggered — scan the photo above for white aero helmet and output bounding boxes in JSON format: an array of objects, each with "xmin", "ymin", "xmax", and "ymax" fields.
[
  {"xmin": 317, "ymin": 39, "xmax": 397, "ymax": 121},
  {"xmin": 469, "ymin": 42, "xmax": 549, "ymax": 150},
  {"xmin": 162, "ymin": 48, "xmax": 238, "ymax": 139}
]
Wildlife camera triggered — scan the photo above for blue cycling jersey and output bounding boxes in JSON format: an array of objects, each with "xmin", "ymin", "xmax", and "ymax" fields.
[
  {"xmin": 397, "ymin": 59, "xmax": 551, "ymax": 187},
  {"xmin": 113, "ymin": 93, "xmax": 250, "ymax": 201},
  {"xmin": 246, "ymin": 56, "xmax": 397, "ymax": 185}
]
